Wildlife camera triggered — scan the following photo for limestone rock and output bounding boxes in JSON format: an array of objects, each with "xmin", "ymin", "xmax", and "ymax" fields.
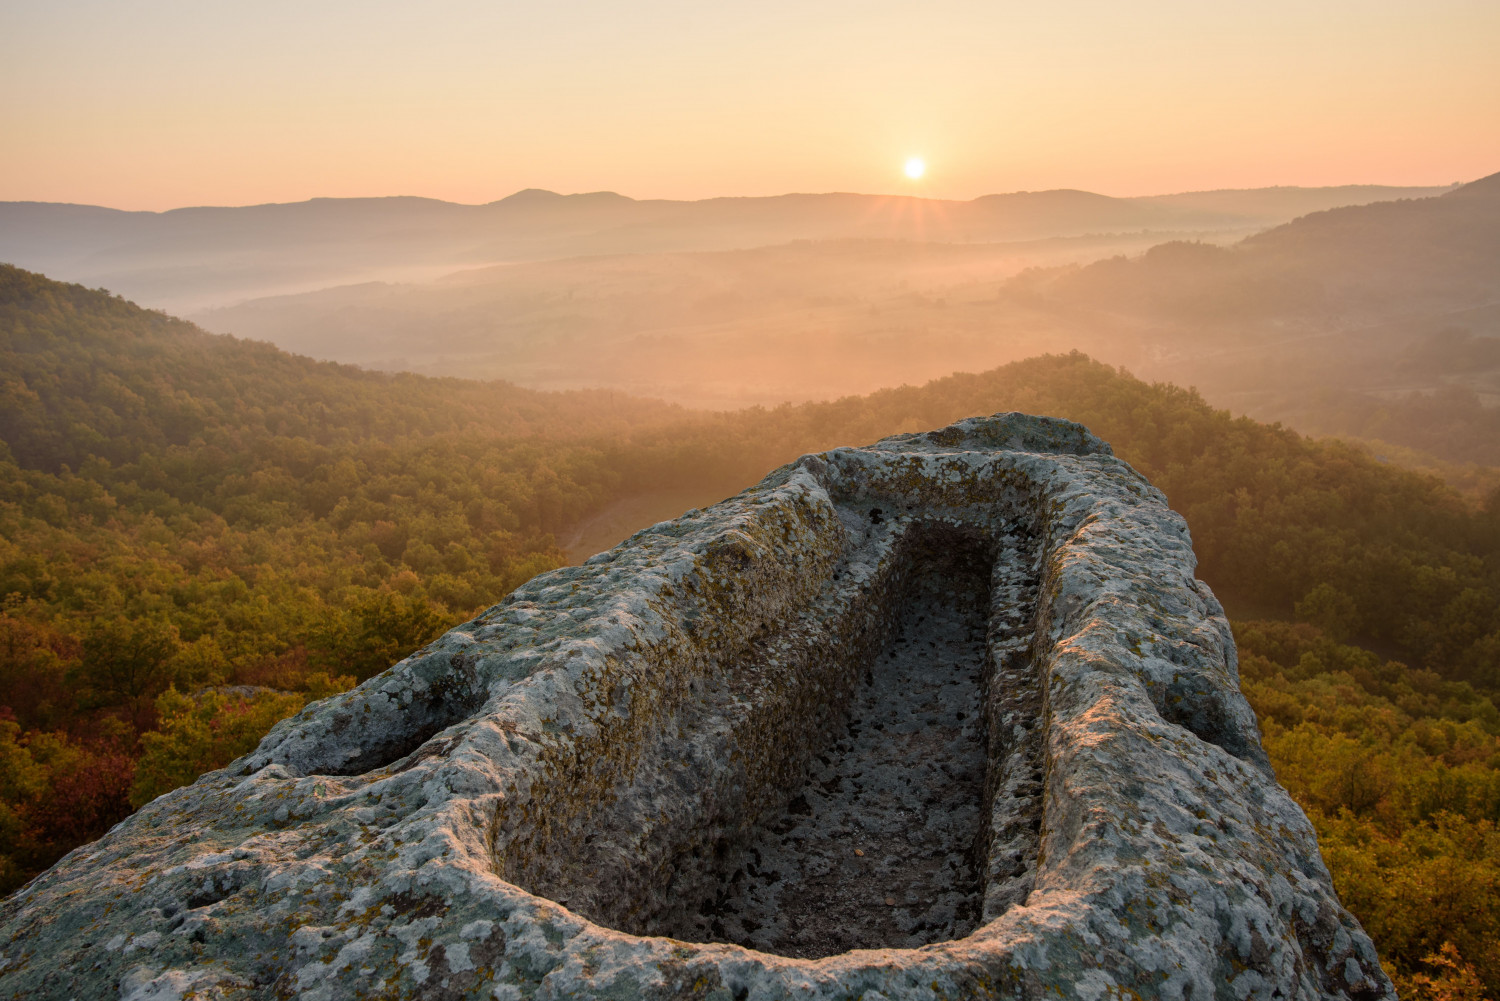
[{"xmin": 0, "ymin": 413, "xmax": 1393, "ymax": 1000}]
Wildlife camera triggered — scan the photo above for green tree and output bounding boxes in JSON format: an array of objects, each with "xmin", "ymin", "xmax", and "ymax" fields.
[
  {"xmin": 130, "ymin": 680, "xmax": 349, "ymax": 808},
  {"xmin": 73, "ymin": 616, "xmax": 181, "ymax": 718}
]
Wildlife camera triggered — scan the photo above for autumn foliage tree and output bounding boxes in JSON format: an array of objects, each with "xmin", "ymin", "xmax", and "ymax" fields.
[{"xmin": 2, "ymin": 267, "xmax": 1498, "ymax": 994}]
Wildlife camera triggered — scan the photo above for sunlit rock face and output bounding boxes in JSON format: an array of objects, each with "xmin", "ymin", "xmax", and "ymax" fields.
[{"xmin": 0, "ymin": 413, "xmax": 1392, "ymax": 1001}]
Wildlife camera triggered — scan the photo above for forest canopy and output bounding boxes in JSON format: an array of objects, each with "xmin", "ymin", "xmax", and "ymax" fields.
[{"xmin": 1, "ymin": 266, "xmax": 1497, "ymax": 995}]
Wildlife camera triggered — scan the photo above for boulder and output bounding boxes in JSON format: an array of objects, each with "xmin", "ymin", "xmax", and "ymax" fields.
[{"xmin": 0, "ymin": 413, "xmax": 1392, "ymax": 1001}]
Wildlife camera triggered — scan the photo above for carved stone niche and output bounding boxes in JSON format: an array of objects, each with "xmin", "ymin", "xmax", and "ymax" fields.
[{"xmin": 0, "ymin": 414, "xmax": 1393, "ymax": 1001}]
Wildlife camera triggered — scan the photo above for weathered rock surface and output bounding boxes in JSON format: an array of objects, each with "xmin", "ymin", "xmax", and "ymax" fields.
[{"xmin": 0, "ymin": 413, "xmax": 1393, "ymax": 1001}]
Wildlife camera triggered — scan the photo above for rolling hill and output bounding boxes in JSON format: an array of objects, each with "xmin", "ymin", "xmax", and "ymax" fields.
[
  {"xmin": 1014, "ymin": 171, "xmax": 1500, "ymax": 458},
  {"xmin": 185, "ymin": 176, "xmax": 1500, "ymax": 447},
  {"xmin": 1, "ymin": 266, "xmax": 1497, "ymax": 987},
  {"xmin": 0, "ymin": 183, "xmax": 1447, "ymax": 314}
]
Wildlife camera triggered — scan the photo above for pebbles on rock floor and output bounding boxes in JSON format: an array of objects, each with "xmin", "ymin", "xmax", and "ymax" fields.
[{"xmin": 683, "ymin": 547, "xmax": 1012, "ymax": 958}]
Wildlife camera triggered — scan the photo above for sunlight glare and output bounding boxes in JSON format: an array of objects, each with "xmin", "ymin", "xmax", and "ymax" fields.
[{"xmin": 904, "ymin": 157, "xmax": 926, "ymax": 180}]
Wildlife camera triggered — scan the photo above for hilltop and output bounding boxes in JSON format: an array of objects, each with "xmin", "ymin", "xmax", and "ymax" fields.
[
  {"xmin": 0, "ymin": 267, "xmax": 1496, "ymax": 988},
  {"xmin": 0, "ymin": 414, "xmax": 1391, "ymax": 999}
]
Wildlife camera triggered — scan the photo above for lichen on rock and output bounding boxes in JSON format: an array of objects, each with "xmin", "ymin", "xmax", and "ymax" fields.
[{"xmin": 0, "ymin": 413, "xmax": 1393, "ymax": 1000}]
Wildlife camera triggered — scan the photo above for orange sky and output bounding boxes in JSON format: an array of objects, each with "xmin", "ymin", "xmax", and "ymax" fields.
[{"xmin": 2, "ymin": 0, "xmax": 1497, "ymax": 210}]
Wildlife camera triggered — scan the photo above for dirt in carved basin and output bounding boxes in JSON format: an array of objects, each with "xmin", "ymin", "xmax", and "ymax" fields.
[{"xmin": 684, "ymin": 550, "xmax": 993, "ymax": 957}]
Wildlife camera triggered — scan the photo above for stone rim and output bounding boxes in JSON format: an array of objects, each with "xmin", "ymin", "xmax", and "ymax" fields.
[{"xmin": 0, "ymin": 413, "xmax": 1393, "ymax": 1001}]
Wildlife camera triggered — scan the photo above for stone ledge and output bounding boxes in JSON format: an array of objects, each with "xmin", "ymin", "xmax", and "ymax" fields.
[{"xmin": 0, "ymin": 413, "xmax": 1392, "ymax": 1001}]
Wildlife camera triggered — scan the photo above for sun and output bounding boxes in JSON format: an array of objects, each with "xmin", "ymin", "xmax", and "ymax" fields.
[{"xmin": 904, "ymin": 157, "xmax": 926, "ymax": 180}]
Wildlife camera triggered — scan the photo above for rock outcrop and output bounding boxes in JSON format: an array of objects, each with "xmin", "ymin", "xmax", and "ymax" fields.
[{"xmin": 0, "ymin": 414, "xmax": 1393, "ymax": 1001}]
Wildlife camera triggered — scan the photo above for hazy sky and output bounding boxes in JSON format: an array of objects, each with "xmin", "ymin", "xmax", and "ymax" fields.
[{"xmin": 3, "ymin": 0, "xmax": 1497, "ymax": 209}]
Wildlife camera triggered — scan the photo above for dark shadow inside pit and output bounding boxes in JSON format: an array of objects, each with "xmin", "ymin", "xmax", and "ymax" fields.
[
  {"xmin": 671, "ymin": 542, "xmax": 995, "ymax": 957},
  {"xmin": 495, "ymin": 522, "xmax": 1043, "ymax": 959}
]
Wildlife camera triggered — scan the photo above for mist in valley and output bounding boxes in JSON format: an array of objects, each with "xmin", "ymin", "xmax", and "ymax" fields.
[
  {"xmin": 1, "ymin": 183, "xmax": 1449, "ymax": 316},
  {"xmin": 160, "ymin": 175, "xmax": 1500, "ymax": 477},
  {"xmin": 4, "ymin": 175, "xmax": 1497, "ymax": 475}
]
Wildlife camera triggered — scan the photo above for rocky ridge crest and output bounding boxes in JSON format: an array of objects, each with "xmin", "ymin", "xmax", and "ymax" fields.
[{"xmin": 0, "ymin": 413, "xmax": 1391, "ymax": 1001}]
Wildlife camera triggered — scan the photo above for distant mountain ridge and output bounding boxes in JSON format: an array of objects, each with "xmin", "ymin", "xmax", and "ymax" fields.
[
  {"xmin": 0, "ymin": 183, "xmax": 1450, "ymax": 313},
  {"xmin": 1044, "ymin": 170, "xmax": 1500, "ymax": 322},
  {"xmin": 183, "ymin": 175, "xmax": 1495, "ymax": 414}
]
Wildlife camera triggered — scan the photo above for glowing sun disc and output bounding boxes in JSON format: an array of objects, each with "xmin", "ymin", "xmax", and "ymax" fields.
[{"xmin": 904, "ymin": 157, "xmax": 926, "ymax": 179}]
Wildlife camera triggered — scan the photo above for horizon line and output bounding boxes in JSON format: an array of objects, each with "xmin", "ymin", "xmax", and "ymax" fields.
[{"xmin": 0, "ymin": 177, "xmax": 1474, "ymax": 216}]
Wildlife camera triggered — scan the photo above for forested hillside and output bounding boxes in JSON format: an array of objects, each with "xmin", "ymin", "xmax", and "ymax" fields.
[
  {"xmin": 1037, "ymin": 172, "xmax": 1500, "ymax": 324},
  {"xmin": 181, "ymin": 175, "xmax": 1500, "ymax": 461},
  {"xmin": 1009, "ymin": 171, "xmax": 1500, "ymax": 471},
  {"xmin": 1, "ymin": 267, "xmax": 1496, "ymax": 995}
]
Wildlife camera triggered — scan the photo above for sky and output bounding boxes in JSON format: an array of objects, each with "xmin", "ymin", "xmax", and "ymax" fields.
[{"xmin": 2, "ymin": 0, "xmax": 1497, "ymax": 210}]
